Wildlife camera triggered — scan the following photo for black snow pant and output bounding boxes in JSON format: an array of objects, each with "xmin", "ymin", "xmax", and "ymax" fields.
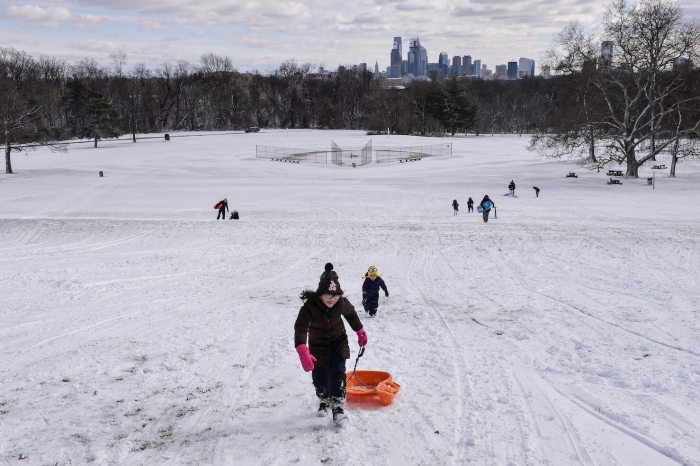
[
  {"xmin": 217, "ymin": 208, "xmax": 226, "ymax": 220},
  {"xmin": 468, "ymin": 205, "xmax": 473, "ymax": 213},
  {"xmin": 482, "ymin": 210, "xmax": 490, "ymax": 223},
  {"xmin": 312, "ymin": 350, "xmax": 346, "ymax": 406},
  {"xmin": 363, "ymin": 293, "xmax": 380, "ymax": 315}
]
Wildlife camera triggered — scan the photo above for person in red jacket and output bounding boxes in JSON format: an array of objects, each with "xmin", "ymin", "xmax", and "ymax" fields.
[
  {"xmin": 215, "ymin": 198, "xmax": 229, "ymax": 220},
  {"xmin": 294, "ymin": 265, "xmax": 367, "ymax": 425}
]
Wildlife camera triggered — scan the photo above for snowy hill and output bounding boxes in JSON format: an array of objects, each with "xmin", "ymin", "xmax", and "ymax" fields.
[{"xmin": 1, "ymin": 130, "xmax": 698, "ymax": 465}]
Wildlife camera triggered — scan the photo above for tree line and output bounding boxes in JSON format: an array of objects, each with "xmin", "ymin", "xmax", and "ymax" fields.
[
  {"xmin": 1, "ymin": 0, "xmax": 698, "ymax": 176},
  {"xmin": 0, "ymin": 48, "xmax": 584, "ymax": 174}
]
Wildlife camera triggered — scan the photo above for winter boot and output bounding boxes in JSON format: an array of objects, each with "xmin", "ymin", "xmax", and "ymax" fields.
[
  {"xmin": 369, "ymin": 309, "xmax": 377, "ymax": 317},
  {"xmin": 317, "ymin": 399, "xmax": 330, "ymax": 417},
  {"xmin": 331, "ymin": 398, "xmax": 348, "ymax": 425}
]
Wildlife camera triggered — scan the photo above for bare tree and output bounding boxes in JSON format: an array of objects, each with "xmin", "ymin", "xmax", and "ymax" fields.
[
  {"xmin": 1, "ymin": 48, "xmax": 43, "ymax": 174},
  {"xmin": 535, "ymin": 0, "xmax": 700, "ymax": 177}
]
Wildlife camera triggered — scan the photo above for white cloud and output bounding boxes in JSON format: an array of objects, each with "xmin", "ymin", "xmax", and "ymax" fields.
[
  {"xmin": 1, "ymin": 0, "xmax": 697, "ymax": 73},
  {"xmin": 2, "ymin": 4, "xmax": 103, "ymax": 27}
]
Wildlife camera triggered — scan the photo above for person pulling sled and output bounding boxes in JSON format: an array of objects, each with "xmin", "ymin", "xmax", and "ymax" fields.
[{"xmin": 294, "ymin": 264, "xmax": 367, "ymax": 426}]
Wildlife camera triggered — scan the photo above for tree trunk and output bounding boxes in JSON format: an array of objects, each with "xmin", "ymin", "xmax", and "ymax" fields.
[
  {"xmin": 669, "ymin": 138, "xmax": 679, "ymax": 178},
  {"xmin": 94, "ymin": 136, "xmax": 98, "ymax": 148},
  {"xmin": 588, "ymin": 127, "xmax": 597, "ymax": 163},
  {"xmin": 5, "ymin": 142, "xmax": 12, "ymax": 174},
  {"xmin": 624, "ymin": 141, "xmax": 639, "ymax": 177}
]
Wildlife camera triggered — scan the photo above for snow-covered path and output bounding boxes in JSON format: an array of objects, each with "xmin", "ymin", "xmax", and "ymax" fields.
[{"xmin": 1, "ymin": 130, "xmax": 698, "ymax": 465}]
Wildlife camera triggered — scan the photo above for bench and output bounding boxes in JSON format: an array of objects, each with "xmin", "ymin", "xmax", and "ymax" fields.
[
  {"xmin": 607, "ymin": 178, "xmax": 622, "ymax": 185},
  {"xmin": 607, "ymin": 170, "xmax": 623, "ymax": 177},
  {"xmin": 647, "ymin": 177, "xmax": 653, "ymax": 185},
  {"xmin": 399, "ymin": 157, "xmax": 422, "ymax": 163},
  {"xmin": 566, "ymin": 172, "xmax": 578, "ymax": 178},
  {"xmin": 652, "ymin": 164, "xmax": 666, "ymax": 169}
]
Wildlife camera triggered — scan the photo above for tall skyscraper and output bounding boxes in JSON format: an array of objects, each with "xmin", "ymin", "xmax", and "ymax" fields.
[
  {"xmin": 462, "ymin": 55, "xmax": 472, "ymax": 76},
  {"xmin": 390, "ymin": 36, "xmax": 403, "ymax": 78},
  {"xmin": 452, "ymin": 56, "xmax": 462, "ymax": 76},
  {"xmin": 518, "ymin": 57, "xmax": 535, "ymax": 77},
  {"xmin": 408, "ymin": 38, "xmax": 428, "ymax": 76},
  {"xmin": 507, "ymin": 61, "xmax": 518, "ymax": 79},
  {"xmin": 439, "ymin": 52, "xmax": 449, "ymax": 74},
  {"xmin": 473, "ymin": 59, "xmax": 481, "ymax": 77},
  {"xmin": 495, "ymin": 64, "xmax": 507, "ymax": 79},
  {"xmin": 600, "ymin": 41, "xmax": 613, "ymax": 70}
]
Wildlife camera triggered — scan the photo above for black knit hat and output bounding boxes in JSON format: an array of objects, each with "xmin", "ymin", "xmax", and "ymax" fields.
[{"xmin": 317, "ymin": 264, "xmax": 343, "ymax": 296}]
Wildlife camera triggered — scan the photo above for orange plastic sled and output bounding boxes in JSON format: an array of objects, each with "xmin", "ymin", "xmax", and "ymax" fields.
[{"xmin": 346, "ymin": 370, "xmax": 401, "ymax": 406}]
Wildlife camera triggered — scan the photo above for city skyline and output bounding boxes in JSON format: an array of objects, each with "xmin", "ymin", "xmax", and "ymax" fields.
[{"xmin": 1, "ymin": 0, "xmax": 698, "ymax": 73}]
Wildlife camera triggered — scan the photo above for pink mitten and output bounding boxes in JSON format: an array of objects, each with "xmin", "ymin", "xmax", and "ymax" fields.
[
  {"xmin": 356, "ymin": 328, "xmax": 368, "ymax": 347},
  {"xmin": 296, "ymin": 344, "xmax": 317, "ymax": 372}
]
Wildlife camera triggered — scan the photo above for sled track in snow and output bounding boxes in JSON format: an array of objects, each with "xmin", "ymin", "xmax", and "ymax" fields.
[
  {"xmin": 498, "ymin": 226, "xmax": 700, "ymax": 358},
  {"xmin": 511, "ymin": 372, "xmax": 592, "ymax": 466}
]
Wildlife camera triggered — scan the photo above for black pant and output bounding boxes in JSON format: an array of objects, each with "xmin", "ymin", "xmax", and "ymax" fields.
[
  {"xmin": 311, "ymin": 350, "xmax": 346, "ymax": 403},
  {"xmin": 217, "ymin": 208, "xmax": 226, "ymax": 219},
  {"xmin": 468, "ymin": 205, "xmax": 473, "ymax": 212},
  {"xmin": 482, "ymin": 210, "xmax": 490, "ymax": 222}
]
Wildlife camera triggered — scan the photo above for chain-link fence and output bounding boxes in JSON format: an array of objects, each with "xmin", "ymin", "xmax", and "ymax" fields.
[
  {"xmin": 256, "ymin": 141, "xmax": 451, "ymax": 166},
  {"xmin": 375, "ymin": 143, "xmax": 452, "ymax": 163}
]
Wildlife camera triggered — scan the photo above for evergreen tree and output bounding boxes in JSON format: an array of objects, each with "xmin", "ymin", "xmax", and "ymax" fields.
[{"xmin": 81, "ymin": 94, "xmax": 122, "ymax": 147}]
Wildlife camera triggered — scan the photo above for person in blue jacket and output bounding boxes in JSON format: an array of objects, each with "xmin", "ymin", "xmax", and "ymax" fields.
[
  {"xmin": 362, "ymin": 265, "xmax": 389, "ymax": 317},
  {"xmin": 478, "ymin": 195, "xmax": 495, "ymax": 223}
]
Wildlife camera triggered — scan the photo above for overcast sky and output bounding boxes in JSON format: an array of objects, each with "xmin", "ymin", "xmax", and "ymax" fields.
[{"xmin": 1, "ymin": 0, "xmax": 698, "ymax": 74}]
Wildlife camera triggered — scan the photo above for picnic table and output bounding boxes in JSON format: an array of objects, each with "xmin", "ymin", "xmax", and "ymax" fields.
[{"xmin": 607, "ymin": 170, "xmax": 623, "ymax": 177}]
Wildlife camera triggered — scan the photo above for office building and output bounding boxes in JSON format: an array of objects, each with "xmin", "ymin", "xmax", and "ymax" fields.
[
  {"xmin": 452, "ymin": 56, "xmax": 462, "ymax": 76},
  {"xmin": 463, "ymin": 55, "xmax": 472, "ymax": 76},
  {"xmin": 408, "ymin": 38, "xmax": 428, "ymax": 76},
  {"xmin": 600, "ymin": 41, "xmax": 613, "ymax": 70},
  {"xmin": 495, "ymin": 64, "xmax": 507, "ymax": 79},
  {"xmin": 389, "ymin": 36, "xmax": 403, "ymax": 78},
  {"xmin": 518, "ymin": 57, "xmax": 535, "ymax": 77},
  {"xmin": 473, "ymin": 59, "xmax": 481, "ymax": 77},
  {"xmin": 439, "ymin": 52, "xmax": 449, "ymax": 74},
  {"xmin": 507, "ymin": 61, "xmax": 518, "ymax": 79}
]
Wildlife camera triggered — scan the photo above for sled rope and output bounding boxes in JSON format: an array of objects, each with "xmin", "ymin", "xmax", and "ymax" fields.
[{"xmin": 348, "ymin": 346, "xmax": 365, "ymax": 382}]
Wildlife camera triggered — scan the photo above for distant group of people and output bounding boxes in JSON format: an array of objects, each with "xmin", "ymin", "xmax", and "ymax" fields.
[
  {"xmin": 214, "ymin": 198, "xmax": 239, "ymax": 220},
  {"xmin": 294, "ymin": 263, "xmax": 390, "ymax": 426},
  {"xmin": 452, "ymin": 197, "xmax": 475, "ymax": 215},
  {"xmin": 451, "ymin": 180, "xmax": 541, "ymax": 222},
  {"xmin": 508, "ymin": 179, "xmax": 541, "ymax": 198},
  {"xmin": 451, "ymin": 195, "xmax": 495, "ymax": 222}
]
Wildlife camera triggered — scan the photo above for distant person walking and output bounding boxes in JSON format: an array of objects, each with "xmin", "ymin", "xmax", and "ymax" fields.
[
  {"xmin": 467, "ymin": 197, "xmax": 474, "ymax": 213},
  {"xmin": 362, "ymin": 265, "xmax": 389, "ymax": 317},
  {"xmin": 533, "ymin": 186, "xmax": 540, "ymax": 197},
  {"xmin": 452, "ymin": 199, "xmax": 459, "ymax": 215},
  {"xmin": 508, "ymin": 180, "xmax": 516, "ymax": 196},
  {"xmin": 478, "ymin": 195, "xmax": 495, "ymax": 223},
  {"xmin": 215, "ymin": 198, "xmax": 229, "ymax": 220}
]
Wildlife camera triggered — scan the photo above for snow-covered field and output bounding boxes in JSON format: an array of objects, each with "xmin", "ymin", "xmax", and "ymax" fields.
[{"xmin": 1, "ymin": 130, "xmax": 698, "ymax": 466}]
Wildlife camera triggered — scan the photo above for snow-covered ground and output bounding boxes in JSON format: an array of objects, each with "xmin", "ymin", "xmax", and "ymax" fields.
[{"xmin": 1, "ymin": 130, "xmax": 698, "ymax": 465}]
